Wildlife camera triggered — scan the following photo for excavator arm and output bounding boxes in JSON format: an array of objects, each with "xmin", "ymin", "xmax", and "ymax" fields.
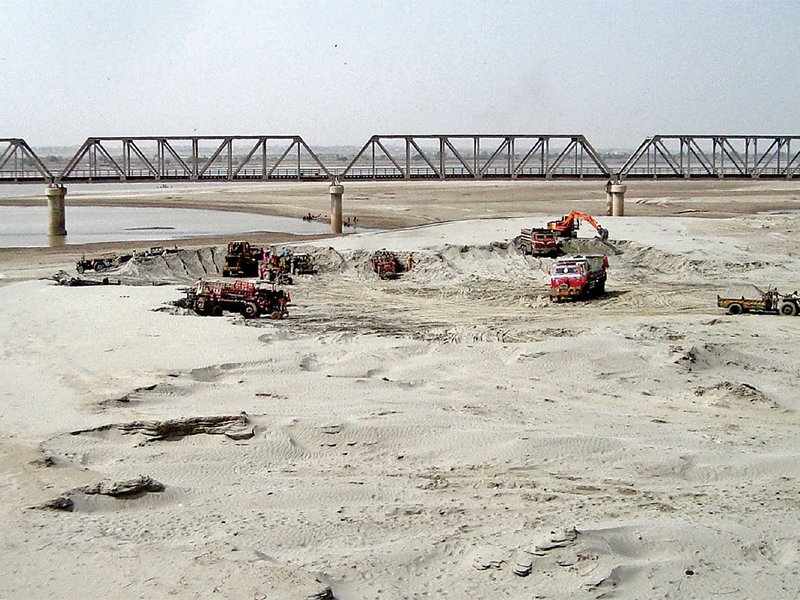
[{"xmin": 547, "ymin": 211, "xmax": 609, "ymax": 240}]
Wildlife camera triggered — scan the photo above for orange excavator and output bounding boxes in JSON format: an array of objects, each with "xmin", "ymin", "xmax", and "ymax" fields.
[{"xmin": 547, "ymin": 211, "xmax": 609, "ymax": 240}]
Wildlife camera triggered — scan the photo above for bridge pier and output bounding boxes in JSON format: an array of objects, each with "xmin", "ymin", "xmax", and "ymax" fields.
[
  {"xmin": 610, "ymin": 183, "xmax": 627, "ymax": 216},
  {"xmin": 329, "ymin": 181, "xmax": 344, "ymax": 234},
  {"xmin": 46, "ymin": 184, "xmax": 67, "ymax": 236}
]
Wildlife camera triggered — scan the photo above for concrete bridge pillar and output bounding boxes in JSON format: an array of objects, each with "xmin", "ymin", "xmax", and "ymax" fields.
[
  {"xmin": 329, "ymin": 181, "xmax": 344, "ymax": 234},
  {"xmin": 46, "ymin": 184, "xmax": 67, "ymax": 236},
  {"xmin": 610, "ymin": 183, "xmax": 627, "ymax": 216}
]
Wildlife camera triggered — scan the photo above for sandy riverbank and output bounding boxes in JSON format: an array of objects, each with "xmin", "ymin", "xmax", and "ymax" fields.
[{"xmin": 1, "ymin": 180, "xmax": 800, "ymax": 599}]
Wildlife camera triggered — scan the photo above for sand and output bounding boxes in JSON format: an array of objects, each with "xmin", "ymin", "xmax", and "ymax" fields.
[{"xmin": 1, "ymin": 180, "xmax": 800, "ymax": 599}]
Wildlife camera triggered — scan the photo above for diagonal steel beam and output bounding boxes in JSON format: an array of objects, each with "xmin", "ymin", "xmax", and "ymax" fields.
[
  {"xmin": 618, "ymin": 137, "xmax": 653, "ymax": 177},
  {"xmin": 717, "ymin": 137, "xmax": 747, "ymax": 175},
  {"xmin": 340, "ymin": 138, "xmax": 373, "ymax": 177},
  {"xmin": 784, "ymin": 145, "xmax": 800, "ymax": 176},
  {"xmin": 298, "ymin": 138, "xmax": 332, "ymax": 178},
  {"xmin": 0, "ymin": 144, "xmax": 17, "ymax": 172},
  {"xmin": 547, "ymin": 139, "xmax": 578, "ymax": 175},
  {"xmin": 650, "ymin": 139, "xmax": 682, "ymax": 175},
  {"xmin": 409, "ymin": 138, "xmax": 440, "ymax": 177},
  {"xmin": 266, "ymin": 139, "xmax": 297, "ymax": 178},
  {"xmin": 197, "ymin": 138, "xmax": 229, "ymax": 177},
  {"xmin": 59, "ymin": 139, "xmax": 93, "ymax": 180},
  {"xmin": 233, "ymin": 139, "xmax": 263, "ymax": 177},
  {"xmin": 513, "ymin": 139, "xmax": 544, "ymax": 174},
  {"xmin": 374, "ymin": 138, "xmax": 405, "ymax": 176},
  {"xmin": 161, "ymin": 139, "xmax": 194, "ymax": 176},
  {"xmin": 443, "ymin": 138, "xmax": 474, "ymax": 176},
  {"xmin": 480, "ymin": 138, "xmax": 509, "ymax": 174},
  {"xmin": 752, "ymin": 139, "xmax": 780, "ymax": 175},
  {"xmin": 575, "ymin": 136, "xmax": 611, "ymax": 176},
  {"xmin": 93, "ymin": 141, "xmax": 126, "ymax": 179},
  {"xmin": 684, "ymin": 139, "xmax": 713, "ymax": 175},
  {"xmin": 14, "ymin": 140, "xmax": 53, "ymax": 179},
  {"xmin": 126, "ymin": 140, "xmax": 159, "ymax": 177}
]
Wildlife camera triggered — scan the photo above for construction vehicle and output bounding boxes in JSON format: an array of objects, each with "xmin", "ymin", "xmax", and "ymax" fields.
[
  {"xmin": 223, "ymin": 241, "xmax": 263, "ymax": 277},
  {"xmin": 717, "ymin": 286, "xmax": 800, "ymax": 316},
  {"xmin": 76, "ymin": 253, "xmax": 131, "ymax": 273},
  {"xmin": 258, "ymin": 249, "xmax": 317, "ymax": 283},
  {"xmin": 185, "ymin": 279, "xmax": 290, "ymax": 319},
  {"xmin": 550, "ymin": 255, "xmax": 609, "ymax": 301},
  {"xmin": 371, "ymin": 250, "xmax": 400, "ymax": 280},
  {"xmin": 290, "ymin": 253, "xmax": 317, "ymax": 275},
  {"xmin": 260, "ymin": 264, "xmax": 293, "ymax": 285},
  {"xmin": 517, "ymin": 227, "xmax": 559, "ymax": 256},
  {"xmin": 547, "ymin": 212, "xmax": 609, "ymax": 240}
]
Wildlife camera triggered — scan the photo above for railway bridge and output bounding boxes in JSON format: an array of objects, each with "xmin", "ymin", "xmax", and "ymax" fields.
[{"xmin": 1, "ymin": 133, "xmax": 798, "ymax": 235}]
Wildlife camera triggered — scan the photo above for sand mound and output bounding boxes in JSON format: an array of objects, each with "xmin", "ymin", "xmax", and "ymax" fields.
[
  {"xmin": 694, "ymin": 381, "xmax": 779, "ymax": 409},
  {"xmin": 115, "ymin": 247, "xmax": 225, "ymax": 284}
]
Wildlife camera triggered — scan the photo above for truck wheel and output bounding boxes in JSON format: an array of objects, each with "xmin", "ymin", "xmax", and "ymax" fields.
[
  {"xmin": 242, "ymin": 302, "xmax": 259, "ymax": 319},
  {"xmin": 94, "ymin": 262, "xmax": 106, "ymax": 272},
  {"xmin": 779, "ymin": 301, "xmax": 798, "ymax": 316},
  {"xmin": 76, "ymin": 265, "xmax": 85, "ymax": 274},
  {"xmin": 727, "ymin": 303, "xmax": 744, "ymax": 315},
  {"xmin": 271, "ymin": 310, "xmax": 282, "ymax": 320},
  {"xmin": 211, "ymin": 305, "xmax": 223, "ymax": 317}
]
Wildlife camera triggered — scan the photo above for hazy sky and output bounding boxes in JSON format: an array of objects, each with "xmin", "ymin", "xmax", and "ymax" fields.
[{"xmin": 1, "ymin": 0, "xmax": 797, "ymax": 149}]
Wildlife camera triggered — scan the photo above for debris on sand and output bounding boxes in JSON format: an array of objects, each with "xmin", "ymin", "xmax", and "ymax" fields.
[
  {"xmin": 70, "ymin": 413, "xmax": 255, "ymax": 442},
  {"xmin": 78, "ymin": 475, "xmax": 166, "ymax": 497},
  {"xmin": 31, "ymin": 475, "xmax": 166, "ymax": 511},
  {"xmin": 50, "ymin": 270, "xmax": 120, "ymax": 286},
  {"xmin": 694, "ymin": 381, "xmax": 779, "ymax": 408}
]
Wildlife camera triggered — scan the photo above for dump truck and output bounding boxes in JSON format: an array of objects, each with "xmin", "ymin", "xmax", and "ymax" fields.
[
  {"xmin": 550, "ymin": 255, "xmax": 608, "ymax": 301},
  {"xmin": 185, "ymin": 279, "xmax": 290, "ymax": 319},
  {"xmin": 371, "ymin": 250, "xmax": 400, "ymax": 280},
  {"xmin": 222, "ymin": 241, "xmax": 263, "ymax": 277},
  {"xmin": 517, "ymin": 228, "xmax": 559, "ymax": 256},
  {"xmin": 717, "ymin": 286, "xmax": 800, "ymax": 316}
]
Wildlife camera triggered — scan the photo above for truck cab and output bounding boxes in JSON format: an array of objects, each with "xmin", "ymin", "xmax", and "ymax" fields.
[{"xmin": 550, "ymin": 255, "xmax": 608, "ymax": 301}]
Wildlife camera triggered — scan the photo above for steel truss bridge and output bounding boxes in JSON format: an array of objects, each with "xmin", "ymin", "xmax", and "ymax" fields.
[{"xmin": 1, "ymin": 134, "xmax": 798, "ymax": 184}]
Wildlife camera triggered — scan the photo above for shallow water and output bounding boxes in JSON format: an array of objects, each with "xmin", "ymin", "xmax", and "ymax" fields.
[{"xmin": 0, "ymin": 205, "xmax": 336, "ymax": 248}]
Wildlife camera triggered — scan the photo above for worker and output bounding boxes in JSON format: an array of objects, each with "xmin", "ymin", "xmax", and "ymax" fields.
[{"xmin": 406, "ymin": 253, "xmax": 414, "ymax": 272}]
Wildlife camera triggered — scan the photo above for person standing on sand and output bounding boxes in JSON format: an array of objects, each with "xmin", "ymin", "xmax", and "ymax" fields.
[{"xmin": 406, "ymin": 253, "xmax": 414, "ymax": 272}]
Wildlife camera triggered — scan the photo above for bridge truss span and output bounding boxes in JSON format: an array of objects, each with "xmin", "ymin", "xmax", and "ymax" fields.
[
  {"xmin": 339, "ymin": 135, "xmax": 611, "ymax": 180},
  {"xmin": 0, "ymin": 138, "xmax": 54, "ymax": 182},
  {"xmin": 619, "ymin": 135, "xmax": 800, "ymax": 179},
  {"xmin": 56, "ymin": 136, "xmax": 332, "ymax": 183}
]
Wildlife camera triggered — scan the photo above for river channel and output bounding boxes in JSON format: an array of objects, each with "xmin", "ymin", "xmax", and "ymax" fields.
[{"xmin": 0, "ymin": 205, "xmax": 335, "ymax": 248}]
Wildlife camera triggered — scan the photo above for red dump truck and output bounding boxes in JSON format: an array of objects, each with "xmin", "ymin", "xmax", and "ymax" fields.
[
  {"xmin": 185, "ymin": 279, "xmax": 290, "ymax": 319},
  {"xmin": 517, "ymin": 228, "xmax": 559, "ymax": 256},
  {"xmin": 549, "ymin": 255, "xmax": 608, "ymax": 301}
]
